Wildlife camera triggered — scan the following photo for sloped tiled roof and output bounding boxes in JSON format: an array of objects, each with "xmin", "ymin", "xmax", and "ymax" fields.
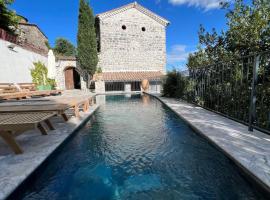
[
  {"xmin": 96, "ymin": 2, "xmax": 170, "ymax": 26},
  {"xmin": 93, "ymin": 71, "xmax": 164, "ymax": 82},
  {"xmin": 56, "ymin": 55, "xmax": 77, "ymax": 61}
]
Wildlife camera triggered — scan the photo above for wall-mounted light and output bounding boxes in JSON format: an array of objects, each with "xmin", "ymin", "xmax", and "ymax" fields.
[{"xmin": 7, "ymin": 44, "xmax": 16, "ymax": 50}]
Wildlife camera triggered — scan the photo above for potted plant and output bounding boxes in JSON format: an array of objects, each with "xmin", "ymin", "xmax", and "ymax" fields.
[
  {"xmin": 31, "ymin": 61, "xmax": 55, "ymax": 90},
  {"xmin": 95, "ymin": 67, "xmax": 103, "ymax": 81}
]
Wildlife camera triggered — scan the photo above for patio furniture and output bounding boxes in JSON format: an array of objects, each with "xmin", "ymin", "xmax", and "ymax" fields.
[
  {"xmin": 0, "ymin": 90, "xmax": 62, "ymax": 100},
  {"xmin": 0, "ymin": 96, "xmax": 92, "ymax": 120},
  {"xmin": 0, "ymin": 112, "xmax": 55, "ymax": 154},
  {"xmin": 0, "ymin": 83, "xmax": 17, "ymax": 94}
]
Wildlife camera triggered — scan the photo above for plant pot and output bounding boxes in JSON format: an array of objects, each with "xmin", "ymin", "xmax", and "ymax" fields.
[
  {"xmin": 141, "ymin": 79, "xmax": 149, "ymax": 91},
  {"xmin": 37, "ymin": 85, "xmax": 52, "ymax": 91}
]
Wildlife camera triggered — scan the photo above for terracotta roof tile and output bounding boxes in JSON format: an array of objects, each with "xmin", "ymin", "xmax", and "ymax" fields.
[{"xmin": 93, "ymin": 71, "xmax": 164, "ymax": 82}]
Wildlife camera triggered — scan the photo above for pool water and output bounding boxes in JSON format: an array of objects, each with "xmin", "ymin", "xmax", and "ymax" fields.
[{"xmin": 18, "ymin": 94, "xmax": 265, "ymax": 200}]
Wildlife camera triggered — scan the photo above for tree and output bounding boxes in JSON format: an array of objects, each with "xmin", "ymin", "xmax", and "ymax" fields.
[
  {"xmin": 187, "ymin": 0, "xmax": 270, "ymax": 69},
  {"xmin": 77, "ymin": 0, "xmax": 98, "ymax": 76},
  {"xmin": 162, "ymin": 70, "xmax": 188, "ymax": 98},
  {"xmin": 54, "ymin": 38, "xmax": 76, "ymax": 56},
  {"xmin": 0, "ymin": 0, "xmax": 19, "ymax": 32}
]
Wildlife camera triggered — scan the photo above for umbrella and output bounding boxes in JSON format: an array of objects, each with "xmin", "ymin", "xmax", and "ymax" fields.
[{"xmin": 47, "ymin": 49, "xmax": 56, "ymax": 79}]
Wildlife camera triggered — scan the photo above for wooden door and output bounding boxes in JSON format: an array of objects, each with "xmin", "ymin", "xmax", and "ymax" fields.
[{"xmin": 65, "ymin": 68, "xmax": 74, "ymax": 90}]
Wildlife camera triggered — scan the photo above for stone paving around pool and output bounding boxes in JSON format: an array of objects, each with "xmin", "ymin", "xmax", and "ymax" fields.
[
  {"xmin": 0, "ymin": 100, "xmax": 99, "ymax": 200},
  {"xmin": 152, "ymin": 95, "xmax": 270, "ymax": 194}
]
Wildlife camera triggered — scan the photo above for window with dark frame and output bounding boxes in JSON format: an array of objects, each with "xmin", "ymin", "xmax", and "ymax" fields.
[
  {"xmin": 142, "ymin": 27, "xmax": 146, "ymax": 32},
  {"xmin": 122, "ymin": 25, "xmax": 126, "ymax": 30}
]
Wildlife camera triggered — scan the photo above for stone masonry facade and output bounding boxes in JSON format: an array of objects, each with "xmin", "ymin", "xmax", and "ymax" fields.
[
  {"xmin": 55, "ymin": 58, "xmax": 88, "ymax": 91},
  {"xmin": 96, "ymin": 3, "xmax": 168, "ymax": 73},
  {"xmin": 17, "ymin": 23, "xmax": 49, "ymax": 54}
]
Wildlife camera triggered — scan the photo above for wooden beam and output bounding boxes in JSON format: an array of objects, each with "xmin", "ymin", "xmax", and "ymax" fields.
[{"xmin": 0, "ymin": 131, "xmax": 23, "ymax": 154}]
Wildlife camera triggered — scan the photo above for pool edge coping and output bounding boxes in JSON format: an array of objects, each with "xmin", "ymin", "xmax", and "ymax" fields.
[{"xmin": 147, "ymin": 93, "xmax": 270, "ymax": 195}]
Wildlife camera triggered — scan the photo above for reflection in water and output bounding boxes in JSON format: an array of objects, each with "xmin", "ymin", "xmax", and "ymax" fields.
[
  {"xmin": 141, "ymin": 94, "xmax": 150, "ymax": 105},
  {"xmin": 124, "ymin": 93, "xmax": 131, "ymax": 98},
  {"xmin": 96, "ymin": 95, "xmax": 106, "ymax": 105}
]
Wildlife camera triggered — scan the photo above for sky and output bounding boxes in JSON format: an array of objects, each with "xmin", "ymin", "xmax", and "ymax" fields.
[{"xmin": 10, "ymin": 0, "xmax": 230, "ymax": 71}]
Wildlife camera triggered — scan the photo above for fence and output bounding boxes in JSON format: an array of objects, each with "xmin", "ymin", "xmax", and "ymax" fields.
[{"xmin": 189, "ymin": 51, "xmax": 270, "ymax": 134}]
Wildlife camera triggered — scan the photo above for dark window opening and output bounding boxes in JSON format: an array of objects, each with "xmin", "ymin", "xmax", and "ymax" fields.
[
  {"xmin": 105, "ymin": 82, "xmax": 124, "ymax": 91},
  {"xmin": 73, "ymin": 69, "xmax": 81, "ymax": 89},
  {"xmin": 131, "ymin": 82, "xmax": 141, "ymax": 91},
  {"xmin": 122, "ymin": 25, "xmax": 126, "ymax": 30},
  {"xmin": 142, "ymin": 27, "xmax": 146, "ymax": 32}
]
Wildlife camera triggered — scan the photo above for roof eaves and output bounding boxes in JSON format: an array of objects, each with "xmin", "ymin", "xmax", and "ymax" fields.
[
  {"xmin": 19, "ymin": 23, "xmax": 48, "ymax": 39},
  {"xmin": 96, "ymin": 2, "xmax": 169, "ymax": 26}
]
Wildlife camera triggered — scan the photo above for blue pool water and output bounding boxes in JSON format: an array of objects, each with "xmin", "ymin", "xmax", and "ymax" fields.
[{"xmin": 18, "ymin": 94, "xmax": 265, "ymax": 199}]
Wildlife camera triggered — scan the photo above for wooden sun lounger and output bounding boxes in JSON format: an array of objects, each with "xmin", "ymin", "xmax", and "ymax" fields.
[
  {"xmin": 51, "ymin": 96, "xmax": 92, "ymax": 118},
  {"xmin": 0, "ymin": 112, "xmax": 55, "ymax": 154},
  {"xmin": 0, "ymin": 92, "xmax": 29, "ymax": 100},
  {"xmin": 0, "ymin": 96, "xmax": 92, "ymax": 120},
  {"xmin": 0, "ymin": 90, "xmax": 62, "ymax": 100}
]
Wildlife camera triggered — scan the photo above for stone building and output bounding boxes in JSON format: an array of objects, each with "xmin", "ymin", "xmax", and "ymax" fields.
[
  {"xmin": 17, "ymin": 16, "xmax": 49, "ymax": 54},
  {"xmin": 94, "ymin": 2, "xmax": 169, "ymax": 93},
  {"xmin": 54, "ymin": 56, "xmax": 88, "ymax": 91}
]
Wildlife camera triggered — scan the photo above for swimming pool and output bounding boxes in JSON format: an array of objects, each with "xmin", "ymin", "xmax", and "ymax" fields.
[{"xmin": 16, "ymin": 94, "xmax": 265, "ymax": 199}]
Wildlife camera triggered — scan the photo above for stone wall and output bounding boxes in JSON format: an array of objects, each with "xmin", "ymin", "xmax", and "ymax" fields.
[
  {"xmin": 17, "ymin": 24, "xmax": 49, "ymax": 53},
  {"xmin": 55, "ymin": 59, "xmax": 88, "ymax": 91},
  {"xmin": 97, "ymin": 8, "xmax": 166, "ymax": 73},
  {"xmin": 0, "ymin": 39, "xmax": 47, "ymax": 83}
]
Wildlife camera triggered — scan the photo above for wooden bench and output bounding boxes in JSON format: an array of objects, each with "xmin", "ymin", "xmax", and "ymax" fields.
[{"xmin": 0, "ymin": 112, "xmax": 55, "ymax": 154}]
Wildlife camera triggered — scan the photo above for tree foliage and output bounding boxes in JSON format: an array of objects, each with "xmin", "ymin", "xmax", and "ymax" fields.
[
  {"xmin": 187, "ymin": 0, "xmax": 270, "ymax": 69},
  {"xmin": 0, "ymin": 0, "xmax": 19, "ymax": 32},
  {"xmin": 77, "ymin": 0, "xmax": 98, "ymax": 76},
  {"xmin": 54, "ymin": 38, "xmax": 76, "ymax": 56},
  {"xmin": 31, "ymin": 61, "xmax": 55, "ymax": 87},
  {"xmin": 162, "ymin": 70, "xmax": 188, "ymax": 98}
]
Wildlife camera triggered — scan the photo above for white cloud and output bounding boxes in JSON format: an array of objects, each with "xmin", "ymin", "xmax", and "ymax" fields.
[
  {"xmin": 167, "ymin": 44, "xmax": 190, "ymax": 63},
  {"xmin": 167, "ymin": 44, "xmax": 195, "ymax": 70},
  {"xmin": 168, "ymin": 0, "xmax": 229, "ymax": 10}
]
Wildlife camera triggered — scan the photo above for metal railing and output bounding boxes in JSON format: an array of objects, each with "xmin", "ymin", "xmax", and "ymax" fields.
[{"xmin": 189, "ymin": 51, "xmax": 270, "ymax": 134}]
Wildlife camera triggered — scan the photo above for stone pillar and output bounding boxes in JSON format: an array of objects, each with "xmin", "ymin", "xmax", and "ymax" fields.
[
  {"xmin": 95, "ymin": 81, "xmax": 105, "ymax": 93},
  {"xmin": 96, "ymin": 95, "xmax": 106, "ymax": 105},
  {"xmin": 124, "ymin": 83, "xmax": 131, "ymax": 93},
  {"xmin": 156, "ymin": 84, "xmax": 161, "ymax": 93}
]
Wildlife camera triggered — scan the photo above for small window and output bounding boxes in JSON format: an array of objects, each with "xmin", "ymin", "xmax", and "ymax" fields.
[
  {"xmin": 122, "ymin": 25, "xmax": 126, "ymax": 30},
  {"xmin": 142, "ymin": 27, "xmax": 146, "ymax": 32}
]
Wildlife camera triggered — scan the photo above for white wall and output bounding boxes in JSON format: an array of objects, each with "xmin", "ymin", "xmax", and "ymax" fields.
[{"xmin": 0, "ymin": 39, "xmax": 47, "ymax": 83}]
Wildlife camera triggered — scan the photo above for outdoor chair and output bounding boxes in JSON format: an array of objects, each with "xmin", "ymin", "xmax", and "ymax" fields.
[
  {"xmin": 0, "ymin": 112, "xmax": 55, "ymax": 154},
  {"xmin": 0, "ymin": 83, "xmax": 62, "ymax": 100},
  {"xmin": 0, "ymin": 96, "xmax": 92, "ymax": 120}
]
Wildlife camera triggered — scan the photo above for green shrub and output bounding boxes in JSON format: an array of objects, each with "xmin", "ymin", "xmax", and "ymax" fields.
[
  {"xmin": 31, "ymin": 61, "xmax": 55, "ymax": 88},
  {"xmin": 96, "ymin": 67, "xmax": 102, "ymax": 74},
  {"xmin": 162, "ymin": 70, "xmax": 188, "ymax": 98}
]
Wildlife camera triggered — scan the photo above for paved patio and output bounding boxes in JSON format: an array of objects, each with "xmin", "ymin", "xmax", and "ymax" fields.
[
  {"xmin": 153, "ymin": 95, "xmax": 270, "ymax": 193},
  {"xmin": 0, "ymin": 91, "xmax": 99, "ymax": 200}
]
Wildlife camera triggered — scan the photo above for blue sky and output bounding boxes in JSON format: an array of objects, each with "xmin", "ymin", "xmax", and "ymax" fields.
[{"xmin": 11, "ymin": 0, "xmax": 229, "ymax": 71}]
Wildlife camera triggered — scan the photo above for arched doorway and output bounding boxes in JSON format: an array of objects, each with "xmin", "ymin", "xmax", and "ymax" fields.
[{"xmin": 64, "ymin": 67, "xmax": 81, "ymax": 90}]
